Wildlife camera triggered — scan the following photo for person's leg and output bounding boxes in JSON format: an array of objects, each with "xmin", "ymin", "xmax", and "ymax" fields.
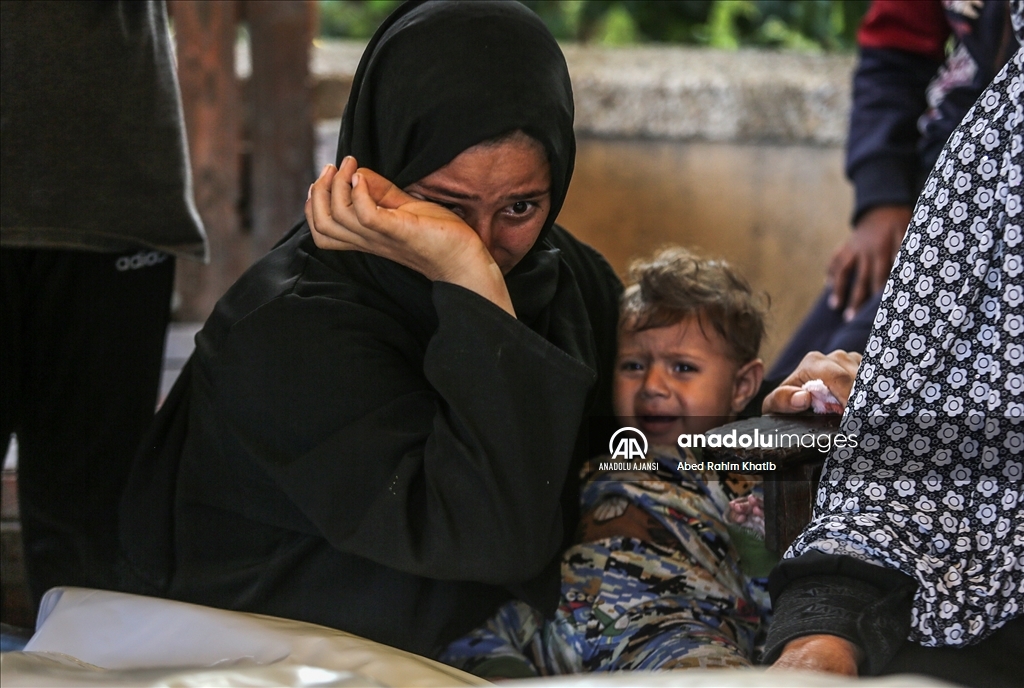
[
  {"xmin": 14, "ymin": 248, "xmax": 174, "ymax": 604},
  {"xmin": 823, "ymin": 289, "xmax": 881, "ymax": 355},
  {"xmin": 768, "ymin": 287, "xmax": 846, "ymax": 380},
  {"xmin": 0, "ymin": 250, "xmax": 28, "ymax": 465},
  {"xmin": 1, "ymin": 250, "xmax": 29, "ymax": 625},
  {"xmin": 768, "ymin": 286, "xmax": 881, "ymax": 380},
  {"xmin": 438, "ymin": 599, "xmax": 545, "ymax": 679},
  {"xmin": 607, "ymin": 605, "xmax": 753, "ymax": 671},
  {"xmin": 557, "ymin": 538, "xmax": 757, "ymax": 673},
  {"xmin": 587, "ymin": 552, "xmax": 755, "ymax": 672}
]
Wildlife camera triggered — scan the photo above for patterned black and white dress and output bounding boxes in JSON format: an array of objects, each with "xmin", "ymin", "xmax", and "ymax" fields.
[{"xmin": 783, "ymin": 19, "xmax": 1024, "ymax": 652}]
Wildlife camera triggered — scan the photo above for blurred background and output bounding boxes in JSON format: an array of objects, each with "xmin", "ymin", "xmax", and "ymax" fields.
[
  {"xmin": 173, "ymin": 0, "xmax": 870, "ymax": 366},
  {"xmin": 323, "ymin": 0, "xmax": 869, "ymax": 48}
]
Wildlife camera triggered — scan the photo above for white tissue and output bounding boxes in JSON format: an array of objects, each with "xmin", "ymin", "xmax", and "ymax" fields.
[{"xmin": 802, "ymin": 379, "xmax": 843, "ymax": 414}]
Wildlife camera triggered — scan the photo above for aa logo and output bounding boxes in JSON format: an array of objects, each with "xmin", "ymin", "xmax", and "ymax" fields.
[{"xmin": 608, "ymin": 427, "xmax": 648, "ymax": 461}]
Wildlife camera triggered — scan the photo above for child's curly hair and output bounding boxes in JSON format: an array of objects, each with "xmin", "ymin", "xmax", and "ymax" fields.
[{"xmin": 620, "ymin": 246, "xmax": 769, "ymax": 364}]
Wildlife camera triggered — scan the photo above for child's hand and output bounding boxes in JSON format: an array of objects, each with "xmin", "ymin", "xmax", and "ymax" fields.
[
  {"xmin": 762, "ymin": 350, "xmax": 861, "ymax": 415},
  {"xmin": 727, "ymin": 495, "xmax": 764, "ymax": 536}
]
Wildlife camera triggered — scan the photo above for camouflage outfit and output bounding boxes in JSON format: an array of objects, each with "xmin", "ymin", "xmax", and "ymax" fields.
[{"xmin": 440, "ymin": 448, "xmax": 771, "ymax": 676}]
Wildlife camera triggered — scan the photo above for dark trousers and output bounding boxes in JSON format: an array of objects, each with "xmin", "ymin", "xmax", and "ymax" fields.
[
  {"xmin": 881, "ymin": 615, "xmax": 1024, "ymax": 687},
  {"xmin": 1, "ymin": 247, "xmax": 174, "ymax": 608},
  {"xmin": 768, "ymin": 286, "xmax": 883, "ymax": 381}
]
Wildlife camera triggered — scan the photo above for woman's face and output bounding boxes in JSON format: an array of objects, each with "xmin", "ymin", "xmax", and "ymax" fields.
[{"xmin": 405, "ymin": 135, "xmax": 551, "ymax": 274}]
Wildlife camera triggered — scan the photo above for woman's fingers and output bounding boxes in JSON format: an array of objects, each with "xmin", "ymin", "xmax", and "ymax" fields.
[
  {"xmin": 353, "ymin": 167, "xmax": 404, "ymax": 208},
  {"xmin": 762, "ymin": 350, "xmax": 861, "ymax": 415},
  {"xmin": 304, "ymin": 156, "xmax": 377, "ymax": 252},
  {"xmin": 326, "ymin": 156, "xmax": 370, "ymax": 243},
  {"xmin": 307, "ymin": 169, "xmax": 340, "ymax": 249},
  {"xmin": 816, "ymin": 351, "xmax": 861, "ymax": 406},
  {"xmin": 763, "ymin": 386, "xmax": 812, "ymax": 414},
  {"xmin": 330, "ymin": 156, "xmax": 359, "ymax": 220},
  {"xmin": 355, "ymin": 167, "xmax": 418, "ymax": 209},
  {"xmin": 308, "ymin": 164, "xmax": 337, "ymax": 234},
  {"xmin": 349, "ymin": 173, "xmax": 374, "ymax": 219},
  {"xmin": 319, "ymin": 161, "xmax": 411, "ymax": 248},
  {"xmin": 349, "ymin": 173, "xmax": 406, "ymax": 243},
  {"xmin": 309, "ymin": 173, "xmax": 343, "ymax": 246},
  {"xmin": 307, "ymin": 163, "xmax": 373, "ymax": 251}
]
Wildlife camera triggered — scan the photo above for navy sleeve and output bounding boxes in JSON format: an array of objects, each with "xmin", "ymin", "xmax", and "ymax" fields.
[{"xmin": 846, "ymin": 46, "xmax": 942, "ymax": 223}]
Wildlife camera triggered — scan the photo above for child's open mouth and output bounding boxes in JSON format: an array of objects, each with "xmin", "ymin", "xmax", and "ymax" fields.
[{"xmin": 638, "ymin": 416, "xmax": 678, "ymax": 432}]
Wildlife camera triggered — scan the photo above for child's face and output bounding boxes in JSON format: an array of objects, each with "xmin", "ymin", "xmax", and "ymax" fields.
[{"xmin": 613, "ymin": 316, "xmax": 763, "ymax": 445}]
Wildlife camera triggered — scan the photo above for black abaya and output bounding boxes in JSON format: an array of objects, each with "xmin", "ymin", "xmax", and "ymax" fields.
[{"xmin": 120, "ymin": 0, "xmax": 623, "ymax": 657}]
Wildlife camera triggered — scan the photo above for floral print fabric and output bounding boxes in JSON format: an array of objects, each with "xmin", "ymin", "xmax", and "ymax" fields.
[{"xmin": 788, "ymin": 46, "xmax": 1024, "ymax": 648}]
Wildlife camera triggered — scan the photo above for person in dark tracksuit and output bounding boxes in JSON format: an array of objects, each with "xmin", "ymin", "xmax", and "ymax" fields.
[{"xmin": 0, "ymin": 1, "xmax": 207, "ymax": 608}]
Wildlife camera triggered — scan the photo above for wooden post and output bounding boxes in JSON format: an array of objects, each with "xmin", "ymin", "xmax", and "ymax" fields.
[
  {"xmin": 245, "ymin": 0, "xmax": 316, "ymax": 262},
  {"xmin": 170, "ymin": 0, "xmax": 246, "ymax": 322}
]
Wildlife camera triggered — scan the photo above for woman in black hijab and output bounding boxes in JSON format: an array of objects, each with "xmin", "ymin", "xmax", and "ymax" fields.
[{"xmin": 120, "ymin": 0, "xmax": 622, "ymax": 659}]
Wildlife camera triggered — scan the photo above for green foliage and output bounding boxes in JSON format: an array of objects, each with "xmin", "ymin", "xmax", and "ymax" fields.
[
  {"xmin": 319, "ymin": 0, "xmax": 402, "ymax": 39},
  {"xmin": 595, "ymin": 4, "xmax": 639, "ymax": 45},
  {"xmin": 518, "ymin": 0, "xmax": 586, "ymax": 39},
  {"xmin": 700, "ymin": 0, "xmax": 758, "ymax": 49},
  {"xmin": 318, "ymin": 0, "xmax": 870, "ymax": 52}
]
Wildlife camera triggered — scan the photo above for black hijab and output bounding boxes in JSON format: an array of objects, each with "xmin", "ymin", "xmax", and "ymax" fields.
[
  {"xmin": 332, "ymin": 0, "xmax": 594, "ymax": 365},
  {"xmin": 336, "ymin": 0, "xmax": 575, "ymax": 237}
]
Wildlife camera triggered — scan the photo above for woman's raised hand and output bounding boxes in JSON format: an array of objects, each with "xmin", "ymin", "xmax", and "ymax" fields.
[{"xmin": 305, "ymin": 157, "xmax": 515, "ymax": 317}]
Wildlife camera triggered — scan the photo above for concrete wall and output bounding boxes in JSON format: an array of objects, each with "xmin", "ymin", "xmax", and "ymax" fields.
[{"xmin": 302, "ymin": 42, "xmax": 858, "ymax": 368}]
